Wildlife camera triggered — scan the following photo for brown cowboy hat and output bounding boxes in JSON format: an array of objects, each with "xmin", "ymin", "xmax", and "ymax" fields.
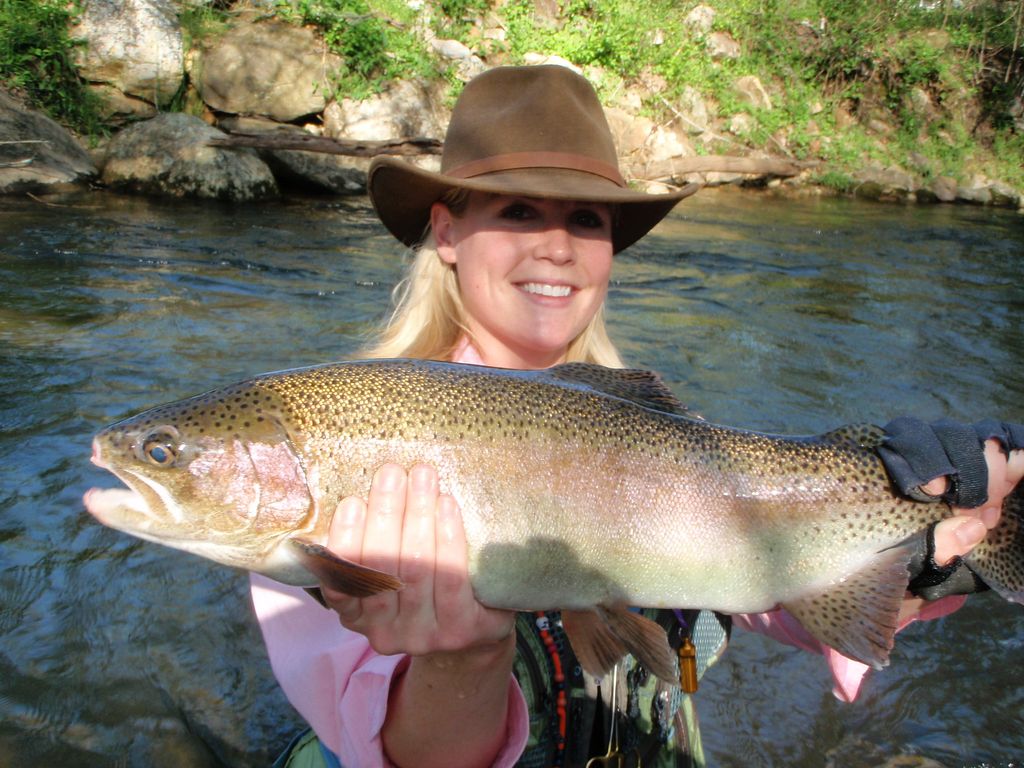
[{"xmin": 367, "ymin": 65, "xmax": 699, "ymax": 254}]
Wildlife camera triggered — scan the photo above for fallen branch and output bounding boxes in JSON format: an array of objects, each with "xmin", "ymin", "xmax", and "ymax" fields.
[
  {"xmin": 647, "ymin": 155, "xmax": 812, "ymax": 179},
  {"xmin": 207, "ymin": 131, "xmax": 442, "ymax": 157}
]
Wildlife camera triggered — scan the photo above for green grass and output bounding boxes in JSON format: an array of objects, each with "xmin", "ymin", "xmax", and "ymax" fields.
[
  {"xmin": 0, "ymin": 0, "xmax": 106, "ymax": 134},
  {"xmin": 274, "ymin": 0, "xmax": 443, "ymax": 100}
]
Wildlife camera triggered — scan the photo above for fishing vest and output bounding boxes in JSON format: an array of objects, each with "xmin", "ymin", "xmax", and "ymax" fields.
[{"xmin": 512, "ymin": 609, "xmax": 731, "ymax": 768}]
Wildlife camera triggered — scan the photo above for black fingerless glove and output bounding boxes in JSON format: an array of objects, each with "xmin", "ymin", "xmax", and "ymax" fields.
[
  {"xmin": 879, "ymin": 417, "xmax": 1024, "ymax": 599},
  {"xmin": 906, "ymin": 523, "xmax": 989, "ymax": 600},
  {"xmin": 878, "ymin": 417, "xmax": 1024, "ymax": 507}
]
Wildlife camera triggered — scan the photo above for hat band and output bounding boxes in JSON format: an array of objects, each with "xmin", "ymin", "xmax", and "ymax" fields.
[{"xmin": 446, "ymin": 151, "xmax": 626, "ymax": 187}]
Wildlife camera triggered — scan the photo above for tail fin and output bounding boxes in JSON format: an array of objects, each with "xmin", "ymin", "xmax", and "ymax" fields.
[{"xmin": 965, "ymin": 483, "xmax": 1024, "ymax": 604}]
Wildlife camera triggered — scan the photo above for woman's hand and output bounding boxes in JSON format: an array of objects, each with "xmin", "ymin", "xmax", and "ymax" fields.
[
  {"xmin": 320, "ymin": 462, "xmax": 516, "ymax": 656},
  {"xmin": 926, "ymin": 441, "xmax": 1024, "ymax": 565},
  {"xmin": 320, "ymin": 463, "xmax": 518, "ymax": 768},
  {"xmin": 900, "ymin": 441, "xmax": 1023, "ymax": 619}
]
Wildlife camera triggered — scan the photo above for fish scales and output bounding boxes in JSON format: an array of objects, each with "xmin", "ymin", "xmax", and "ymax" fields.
[{"xmin": 84, "ymin": 359, "xmax": 1024, "ymax": 677}]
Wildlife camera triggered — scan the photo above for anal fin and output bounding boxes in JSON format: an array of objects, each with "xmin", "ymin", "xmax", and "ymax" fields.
[
  {"xmin": 782, "ymin": 544, "xmax": 910, "ymax": 669},
  {"xmin": 289, "ymin": 539, "xmax": 403, "ymax": 597}
]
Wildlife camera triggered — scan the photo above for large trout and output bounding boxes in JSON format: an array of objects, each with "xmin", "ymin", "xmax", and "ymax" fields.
[{"xmin": 84, "ymin": 360, "xmax": 1024, "ymax": 681}]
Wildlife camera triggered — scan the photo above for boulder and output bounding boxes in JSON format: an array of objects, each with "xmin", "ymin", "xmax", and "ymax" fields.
[
  {"xmin": 101, "ymin": 112, "xmax": 278, "ymax": 200},
  {"xmin": 928, "ymin": 175, "xmax": 957, "ymax": 203},
  {"xmin": 684, "ymin": 5, "xmax": 715, "ymax": 35},
  {"xmin": 733, "ymin": 75, "xmax": 772, "ymax": 111},
  {"xmin": 852, "ymin": 164, "xmax": 917, "ymax": 202},
  {"xmin": 323, "ymin": 79, "xmax": 447, "ymax": 143},
  {"xmin": 604, "ymin": 107, "xmax": 697, "ymax": 183},
  {"xmin": 727, "ymin": 112, "xmax": 755, "ymax": 136},
  {"xmin": 217, "ymin": 116, "xmax": 365, "ymax": 195},
  {"xmin": 192, "ymin": 21, "xmax": 341, "ymax": 122},
  {"xmin": 708, "ymin": 31, "xmax": 741, "ymax": 59},
  {"xmin": 0, "ymin": 91, "xmax": 97, "ymax": 195},
  {"xmin": 676, "ymin": 86, "xmax": 712, "ymax": 134},
  {"xmin": 70, "ymin": 0, "xmax": 184, "ymax": 107},
  {"xmin": 260, "ymin": 148, "xmax": 366, "ymax": 194},
  {"xmin": 956, "ymin": 174, "xmax": 993, "ymax": 205},
  {"xmin": 87, "ymin": 83, "xmax": 158, "ymax": 124},
  {"xmin": 429, "ymin": 38, "xmax": 486, "ymax": 81},
  {"xmin": 987, "ymin": 180, "xmax": 1021, "ymax": 208}
]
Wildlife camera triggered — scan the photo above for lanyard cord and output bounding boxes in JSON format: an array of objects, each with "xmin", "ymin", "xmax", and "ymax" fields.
[{"xmin": 535, "ymin": 611, "xmax": 568, "ymax": 765}]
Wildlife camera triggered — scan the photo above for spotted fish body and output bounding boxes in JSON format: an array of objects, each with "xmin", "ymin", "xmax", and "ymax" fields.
[{"xmin": 85, "ymin": 360, "xmax": 1024, "ymax": 677}]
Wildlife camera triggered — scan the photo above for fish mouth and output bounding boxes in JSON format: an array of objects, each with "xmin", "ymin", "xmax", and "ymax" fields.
[
  {"xmin": 84, "ymin": 437, "xmax": 181, "ymax": 534},
  {"xmin": 83, "ymin": 485, "xmax": 152, "ymax": 528},
  {"xmin": 84, "ymin": 481, "xmax": 169, "ymax": 534}
]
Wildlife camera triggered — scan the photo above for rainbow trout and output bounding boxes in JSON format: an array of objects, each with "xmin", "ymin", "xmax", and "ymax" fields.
[{"xmin": 84, "ymin": 360, "xmax": 1024, "ymax": 681}]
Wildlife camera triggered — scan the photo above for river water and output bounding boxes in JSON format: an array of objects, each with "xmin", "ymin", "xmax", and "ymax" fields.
[{"xmin": 1, "ymin": 188, "xmax": 1022, "ymax": 767}]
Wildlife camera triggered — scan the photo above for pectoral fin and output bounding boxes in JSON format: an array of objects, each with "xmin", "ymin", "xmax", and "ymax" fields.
[
  {"xmin": 289, "ymin": 539, "xmax": 404, "ymax": 597},
  {"xmin": 562, "ymin": 606, "xmax": 677, "ymax": 683},
  {"xmin": 598, "ymin": 605, "xmax": 678, "ymax": 682},
  {"xmin": 562, "ymin": 609, "xmax": 627, "ymax": 679},
  {"xmin": 782, "ymin": 544, "xmax": 910, "ymax": 669}
]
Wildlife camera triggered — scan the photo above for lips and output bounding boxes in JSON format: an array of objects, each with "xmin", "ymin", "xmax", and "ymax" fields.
[{"xmin": 91, "ymin": 437, "xmax": 107, "ymax": 469}]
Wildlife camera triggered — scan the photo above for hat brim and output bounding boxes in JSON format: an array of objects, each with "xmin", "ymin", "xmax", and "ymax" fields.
[{"xmin": 368, "ymin": 156, "xmax": 700, "ymax": 254}]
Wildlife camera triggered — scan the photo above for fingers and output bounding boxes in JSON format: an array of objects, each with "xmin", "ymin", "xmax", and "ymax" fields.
[
  {"xmin": 432, "ymin": 495, "xmax": 517, "ymax": 648},
  {"xmin": 396, "ymin": 465, "xmax": 441, "ymax": 633},
  {"xmin": 322, "ymin": 464, "xmax": 408, "ymax": 630},
  {"xmin": 321, "ymin": 495, "xmax": 369, "ymax": 620},
  {"xmin": 432, "ymin": 494, "xmax": 473, "ymax": 625},
  {"xmin": 986, "ymin": 443, "xmax": 1024, "ymax": 520},
  {"xmin": 933, "ymin": 443, "xmax": 1024, "ymax": 566},
  {"xmin": 350, "ymin": 464, "xmax": 410, "ymax": 632},
  {"xmin": 1006, "ymin": 447, "xmax": 1024, "ymax": 486},
  {"xmin": 322, "ymin": 463, "xmax": 474, "ymax": 655},
  {"xmin": 931, "ymin": 515, "xmax": 987, "ymax": 566},
  {"xmin": 919, "ymin": 476, "xmax": 948, "ymax": 498}
]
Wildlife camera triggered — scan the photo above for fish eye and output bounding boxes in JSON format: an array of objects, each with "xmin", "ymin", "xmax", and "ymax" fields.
[{"xmin": 138, "ymin": 429, "xmax": 180, "ymax": 467}]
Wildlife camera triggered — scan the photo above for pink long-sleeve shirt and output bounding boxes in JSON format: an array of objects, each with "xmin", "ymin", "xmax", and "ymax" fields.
[{"xmin": 250, "ymin": 342, "xmax": 966, "ymax": 765}]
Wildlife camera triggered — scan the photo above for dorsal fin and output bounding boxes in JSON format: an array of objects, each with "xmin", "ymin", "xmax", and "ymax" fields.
[
  {"xmin": 544, "ymin": 363, "xmax": 695, "ymax": 416},
  {"xmin": 817, "ymin": 423, "xmax": 887, "ymax": 450}
]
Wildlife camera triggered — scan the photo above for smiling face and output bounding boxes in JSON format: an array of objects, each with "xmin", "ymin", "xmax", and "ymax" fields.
[{"xmin": 432, "ymin": 193, "xmax": 614, "ymax": 369}]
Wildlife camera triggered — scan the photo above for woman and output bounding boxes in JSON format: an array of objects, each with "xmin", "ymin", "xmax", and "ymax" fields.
[{"xmin": 254, "ymin": 65, "xmax": 1023, "ymax": 768}]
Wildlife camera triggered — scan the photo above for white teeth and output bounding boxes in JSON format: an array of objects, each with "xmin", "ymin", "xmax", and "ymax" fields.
[{"xmin": 522, "ymin": 283, "xmax": 571, "ymax": 297}]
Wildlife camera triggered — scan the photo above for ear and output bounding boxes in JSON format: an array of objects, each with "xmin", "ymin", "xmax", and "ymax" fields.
[{"xmin": 431, "ymin": 202, "xmax": 458, "ymax": 265}]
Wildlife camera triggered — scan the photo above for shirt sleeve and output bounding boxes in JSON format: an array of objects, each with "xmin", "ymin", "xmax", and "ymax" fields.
[
  {"xmin": 250, "ymin": 574, "xmax": 529, "ymax": 766},
  {"xmin": 734, "ymin": 596, "xmax": 967, "ymax": 703}
]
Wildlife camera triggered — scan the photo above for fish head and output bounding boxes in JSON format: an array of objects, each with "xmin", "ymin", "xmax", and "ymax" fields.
[{"xmin": 83, "ymin": 381, "xmax": 317, "ymax": 573}]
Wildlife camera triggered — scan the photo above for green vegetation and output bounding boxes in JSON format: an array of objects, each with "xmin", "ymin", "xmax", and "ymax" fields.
[
  {"xmin": 0, "ymin": 0, "xmax": 106, "ymax": 134},
  {"xmin": 274, "ymin": 0, "xmax": 443, "ymax": 99},
  {"xmin": 489, "ymin": 0, "xmax": 1023, "ymax": 188},
  {"xmin": 177, "ymin": 2, "xmax": 231, "ymax": 50},
  {"xmin": 3, "ymin": 0, "xmax": 1021, "ymax": 189}
]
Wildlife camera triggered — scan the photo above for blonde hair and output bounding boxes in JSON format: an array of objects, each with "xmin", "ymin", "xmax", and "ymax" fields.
[{"xmin": 362, "ymin": 195, "xmax": 624, "ymax": 368}]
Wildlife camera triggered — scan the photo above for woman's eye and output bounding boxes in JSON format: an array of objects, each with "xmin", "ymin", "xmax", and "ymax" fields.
[
  {"xmin": 572, "ymin": 209, "xmax": 607, "ymax": 229},
  {"xmin": 499, "ymin": 203, "xmax": 536, "ymax": 221}
]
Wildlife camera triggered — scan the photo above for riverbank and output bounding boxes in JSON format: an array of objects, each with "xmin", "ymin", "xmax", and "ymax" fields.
[{"xmin": 1, "ymin": 0, "xmax": 1021, "ymax": 210}]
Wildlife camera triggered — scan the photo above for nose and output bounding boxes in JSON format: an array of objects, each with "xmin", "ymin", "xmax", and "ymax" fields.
[{"xmin": 535, "ymin": 224, "xmax": 576, "ymax": 264}]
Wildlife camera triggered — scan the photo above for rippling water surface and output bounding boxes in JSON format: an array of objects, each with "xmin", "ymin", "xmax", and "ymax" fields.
[{"xmin": 1, "ymin": 188, "xmax": 1022, "ymax": 766}]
